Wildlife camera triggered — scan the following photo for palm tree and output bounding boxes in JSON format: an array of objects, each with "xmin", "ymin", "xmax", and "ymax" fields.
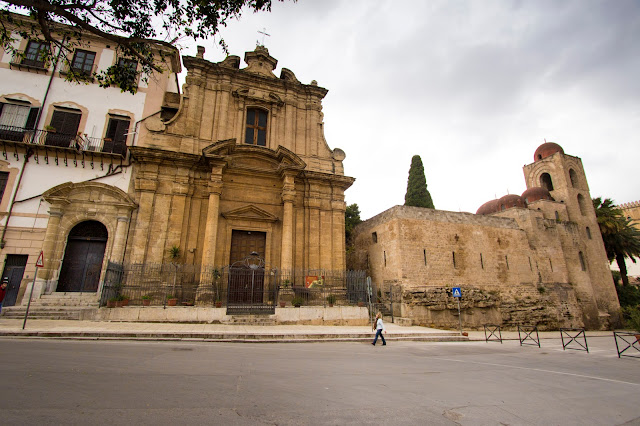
[{"xmin": 593, "ymin": 197, "xmax": 640, "ymax": 286}]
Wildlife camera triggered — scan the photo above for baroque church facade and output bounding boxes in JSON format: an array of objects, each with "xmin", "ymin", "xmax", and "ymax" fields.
[{"xmin": 126, "ymin": 45, "xmax": 353, "ymax": 271}]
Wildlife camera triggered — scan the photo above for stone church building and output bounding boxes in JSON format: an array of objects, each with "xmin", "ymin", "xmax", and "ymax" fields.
[
  {"xmin": 126, "ymin": 45, "xmax": 353, "ymax": 271},
  {"xmin": 352, "ymin": 143, "xmax": 621, "ymax": 330}
]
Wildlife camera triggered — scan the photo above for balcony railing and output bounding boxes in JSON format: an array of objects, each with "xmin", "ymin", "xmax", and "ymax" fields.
[
  {"xmin": 9, "ymin": 49, "xmax": 50, "ymax": 70},
  {"xmin": 0, "ymin": 125, "xmax": 127, "ymax": 156},
  {"xmin": 59, "ymin": 62, "xmax": 98, "ymax": 79}
]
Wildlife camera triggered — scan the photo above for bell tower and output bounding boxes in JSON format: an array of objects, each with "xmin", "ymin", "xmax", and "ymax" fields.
[{"xmin": 523, "ymin": 142, "xmax": 620, "ymax": 328}]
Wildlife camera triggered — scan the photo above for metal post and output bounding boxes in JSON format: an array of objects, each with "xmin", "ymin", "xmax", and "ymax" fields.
[
  {"xmin": 22, "ymin": 265, "xmax": 40, "ymax": 329},
  {"xmin": 457, "ymin": 298, "xmax": 462, "ymax": 335}
]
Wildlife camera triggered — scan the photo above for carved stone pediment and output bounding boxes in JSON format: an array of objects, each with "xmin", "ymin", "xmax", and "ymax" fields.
[
  {"xmin": 43, "ymin": 182, "xmax": 137, "ymax": 210},
  {"xmin": 233, "ymin": 88, "xmax": 284, "ymax": 106},
  {"xmin": 222, "ymin": 205, "xmax": 278, "ymax": 223},
  {"xmin": 202, "ymin": 140, "xmax": 306, "ymax": 172}
]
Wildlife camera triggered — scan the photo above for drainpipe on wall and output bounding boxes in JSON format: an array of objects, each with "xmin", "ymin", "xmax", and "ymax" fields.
[
  {"xmin": 0, "ymin": 149, "xmax": 34, "ymax": 248},
  {"xmin": 1, "ymin": 38, "xmax": 66, "ymax": 248}
]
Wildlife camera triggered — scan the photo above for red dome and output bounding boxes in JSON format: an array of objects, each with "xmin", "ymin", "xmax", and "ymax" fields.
[
  {"xmin": 476, "ymin": 199, "xmax": 499, "ymax": 215},
  {"xmin": 499, "ymin": 194, "xmax": 525, "ymax": 211},
  {"xmin": 534, "ymin": 142, "xmax": 564, "ymax": 161},
  {"xmin": 521, "ymin": 187, "xmax": 551, "ymax": 204}
]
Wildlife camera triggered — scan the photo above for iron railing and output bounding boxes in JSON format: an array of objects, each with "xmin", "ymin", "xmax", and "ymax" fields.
[
  {"xmin": 0, "ymin": 125, "xmax": 127, "ymax": 156},
  {"xmin": 99, "ymin": 262, "xmax": 370, "ymax": 310}
]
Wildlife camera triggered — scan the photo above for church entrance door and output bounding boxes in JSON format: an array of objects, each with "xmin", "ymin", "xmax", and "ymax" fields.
[
  {"xmin": 227, "ymin": 230, "xmax": 275, "ymax": 314},
  {"xmin": 57, "ymin": 221, "xmax": 108, "ymax": 293}
]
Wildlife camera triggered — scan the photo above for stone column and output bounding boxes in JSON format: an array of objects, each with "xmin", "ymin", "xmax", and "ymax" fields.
[
  {"xmin": 200, "ymin": 165, "xmax": 224, "ymax": 266},
  {"xmin": 280, "ymin": 172, "xmax": 296, "ymax": 271}
]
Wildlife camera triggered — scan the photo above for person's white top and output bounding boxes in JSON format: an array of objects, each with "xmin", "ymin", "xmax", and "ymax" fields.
[{"xmin": 376, "ymin": 318, "xmax": 385, "ymax": 331}]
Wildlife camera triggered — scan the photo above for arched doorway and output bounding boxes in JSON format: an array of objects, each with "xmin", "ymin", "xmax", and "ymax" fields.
[{"xmin": 57, "ymin": 220, "xmax": 108, "ymax": 292}]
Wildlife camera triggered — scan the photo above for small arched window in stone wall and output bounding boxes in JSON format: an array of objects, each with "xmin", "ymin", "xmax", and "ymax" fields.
[
  {"xmin": 579, "ymin": 251, "xmax": 586, "ymax": 271},
  {"xmin": 371, "ymin": 232, "xmax": 377, "ymax": 243},
  {"xmin": 549, "ymin": 258, "xmax": 553, "ymax": 271},
  {"xmin": 578, "ymin": 193, "xmax": 587, "ymax": 216},
  {"xmin": 480, "ymin": 253, "xmax": 484, "ymax": 269},
  {"xmin": 569, "ymin": 168, "xmax": 579, "ymax": 188},
  {"xmin": 586, "ymin": 226, "xmax": 592, "ymax": 239},
  {"xmin": 505, "ymin": 255, "xmax": 509, "ymax": 270},
  {"xmin": 383, "ymin": 251, "xmax": 386, "ymax": 267},
  {"xmin": 452, "ymin": 251, "xmax": 457, "ymax": 268},
  {"xmin": 528, "ymin": 257, "xmax": 533, "ymax": 271},
  {"xmin": 555, "ymin": 211, "xmax": 560, "ymax": 221},
  {"xmin": 540, "ymin": 173, "xmax": 554, "ymax": 191},
  {"xmin": 423, "ymin": 249, "xmax": 427, "ymax": 266}
]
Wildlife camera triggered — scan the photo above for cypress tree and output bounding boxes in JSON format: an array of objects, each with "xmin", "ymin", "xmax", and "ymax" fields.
[{"xmin": 404, "ymin": 155, "xmax": 434, "ymax": 208}]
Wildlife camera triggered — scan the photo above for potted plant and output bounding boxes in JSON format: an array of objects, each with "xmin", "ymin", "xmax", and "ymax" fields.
[
  {"xmin": 141, "ymin": 295, "xmax": 151, "ymax": 306},
  {"xmin": 167, "ymin": 294, "xmax": 178, "ymax": 306},
  {"xmin": 121, "ymin": 295, "xmax": 129, "ymax": 307},
  {"xmin": 281, "ymin": 279, "xmax": 290, "ymax": 289},
  {"xmin": 291, "ymin": 296, "xmax": 304, "ymax": 308},
  {"xmin": 358, "ymin": 301, "xmax": 365, "ymax": 307},
  {"xmin": 326, "ymin": 294, "xmax": 336, "ymax": 307},
  {"xmin": 107, "ymin": 297, "xmax": 117, "ymax": 308},
  {"xmin": 215, "ymin": 298, "xmax": 222, "ymax": 308},
  {"xmin": 115, "ymin": 295, "xmax": 124, "ymax": 308},
  {"xmin": 279, "ymin": 300, "xmax": 286, "ymax": 308}
]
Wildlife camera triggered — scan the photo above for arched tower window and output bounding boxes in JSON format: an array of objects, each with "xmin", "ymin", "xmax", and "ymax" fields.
[
  {"xmin": 586, "ymin": 227, "xmax": 592, "ymax": 239},
  {"xmin": 540, "ymin": 173, "xmax": 554, "ymax": 191},
  {"xmin": 245, "ymin": 108, "xmax": 267, "ymax": 146},
  {"xmin": 569, "ymin": 169, "xmax": 579, "ymax": 188},
  {"xmin": 579, "ymin": 251, "xmax": 586, "ymax": 271},
  {"xmin": 577, "ymin": 194, "xmax": 587, "ymax": 216}
]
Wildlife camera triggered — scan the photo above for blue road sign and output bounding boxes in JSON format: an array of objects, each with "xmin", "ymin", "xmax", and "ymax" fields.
[{"xmin": 452, "ymin": 287, "xmax": 461, "ymax": 298}]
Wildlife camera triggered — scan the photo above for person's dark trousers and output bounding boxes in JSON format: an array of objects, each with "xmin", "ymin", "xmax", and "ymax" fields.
[{"xmin": 372, "ymin": 329, "xmax": 386, "ymax": 345}]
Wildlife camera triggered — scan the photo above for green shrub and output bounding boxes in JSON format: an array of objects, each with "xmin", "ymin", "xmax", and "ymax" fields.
[
  {"xmin": 291, "ymin": 296, "xmax": 304, "ymax": 307},
  {"xmin": 621, "ymin": 306, "xmax": 640, "ymax": 332},
  {"xmin": 616, "ymin": 285, "xmax": 640, "ymax": 308}
]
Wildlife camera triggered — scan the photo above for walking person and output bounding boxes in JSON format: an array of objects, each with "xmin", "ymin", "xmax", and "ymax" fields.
[{"xmin": 371, "ymin": 312, "xmax": 386, "ymax": 346}]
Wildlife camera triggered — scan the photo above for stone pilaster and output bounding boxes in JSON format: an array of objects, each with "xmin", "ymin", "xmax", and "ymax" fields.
[
  {"xmin": 110, "ymin": 215, "xmax": 130, "ymax": 263},
  {"xmin": 129, "ymin": 174, "xmax": 158, "ymax": 263},
  {"xmin": 40, "ymin": 209, "xmax": 63, "ymax": 281}
]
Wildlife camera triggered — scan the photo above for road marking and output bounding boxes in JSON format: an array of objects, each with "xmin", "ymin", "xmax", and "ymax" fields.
[{"xmin": 439, "ymin": 358, "xmax": 640, "ymax": 386}]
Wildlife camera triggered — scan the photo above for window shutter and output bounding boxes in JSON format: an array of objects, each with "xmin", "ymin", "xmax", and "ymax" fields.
[
  {"xmin": 25, "ymin": 107, "xmax": 40, "ymax": 130},
  {"xmin": 50, "ymin": 110, "xmax": 81, "ymax": 135}
]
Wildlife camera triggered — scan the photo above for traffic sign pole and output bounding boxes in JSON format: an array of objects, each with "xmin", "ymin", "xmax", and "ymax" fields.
[
  {"xmin": 23, "ymin": 251, "xmax": 43, "ymax": 330},
  {"xmin": 452, "ymin": 286, "xmax": 462, "ymax": 336}
]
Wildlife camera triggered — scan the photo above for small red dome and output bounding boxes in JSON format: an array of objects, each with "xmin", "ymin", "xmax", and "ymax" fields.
[
  {"xmin": 499, "ymin": 194, "xmax": 525, "ymax": 211},
  {"xmin": 476, "ymin": 199, "xmax": 499, "ymax": 215},
  {"xmin": 534, "ymin": 142, "xmax": 564, "ymax": 161},
  {"xmin": 522, "ymin": 187, "xmax": 551, "ymax": 204}
]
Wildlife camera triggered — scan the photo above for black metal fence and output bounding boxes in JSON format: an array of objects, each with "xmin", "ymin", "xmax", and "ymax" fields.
[{"xmin": 99, "ymin": 262, "xmax": 369, "ymax": 311}]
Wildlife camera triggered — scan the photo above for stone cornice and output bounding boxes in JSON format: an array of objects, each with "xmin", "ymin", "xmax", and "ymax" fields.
[
  {"xmin": 303, "ymin": 170, "xmax": 355, "ymax": 190},
  {"xmin": 129, "ymin": 146, "xmax": 207, "ymax": 170}
]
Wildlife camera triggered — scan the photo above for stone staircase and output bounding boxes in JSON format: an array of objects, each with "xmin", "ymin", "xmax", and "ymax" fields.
[{"xmin": 1, "ymin": 293, "xmax": 99, "ymax": 320}]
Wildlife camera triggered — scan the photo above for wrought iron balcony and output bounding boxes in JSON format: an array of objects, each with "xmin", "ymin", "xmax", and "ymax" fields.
[
  {"xmin": 9, "ymin": 49, "xmax": 50, "ymax": 71},
  {"xmin": 0, "ymin": 125, "xmax": 127, "ymax": 156}
]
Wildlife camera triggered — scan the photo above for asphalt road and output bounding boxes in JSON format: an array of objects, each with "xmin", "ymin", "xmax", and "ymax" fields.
[{"xmin": 0, "ymin": 337, "xmax": 639, "ymax": 425}]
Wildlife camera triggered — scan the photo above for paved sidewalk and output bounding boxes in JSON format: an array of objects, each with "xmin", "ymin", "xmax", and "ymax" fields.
[
  {"xmin": 0, "ymin": 318, "xmax": 466, "ymax": 343},
  {"xmin": 0, "ymin": 317, "xmax": 626, "ymax": 344}
]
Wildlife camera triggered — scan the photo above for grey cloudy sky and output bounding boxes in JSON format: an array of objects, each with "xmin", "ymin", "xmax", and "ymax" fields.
[{"xmin": 180, "ymin": 0, "xmax": 640, "ymax": 220}]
